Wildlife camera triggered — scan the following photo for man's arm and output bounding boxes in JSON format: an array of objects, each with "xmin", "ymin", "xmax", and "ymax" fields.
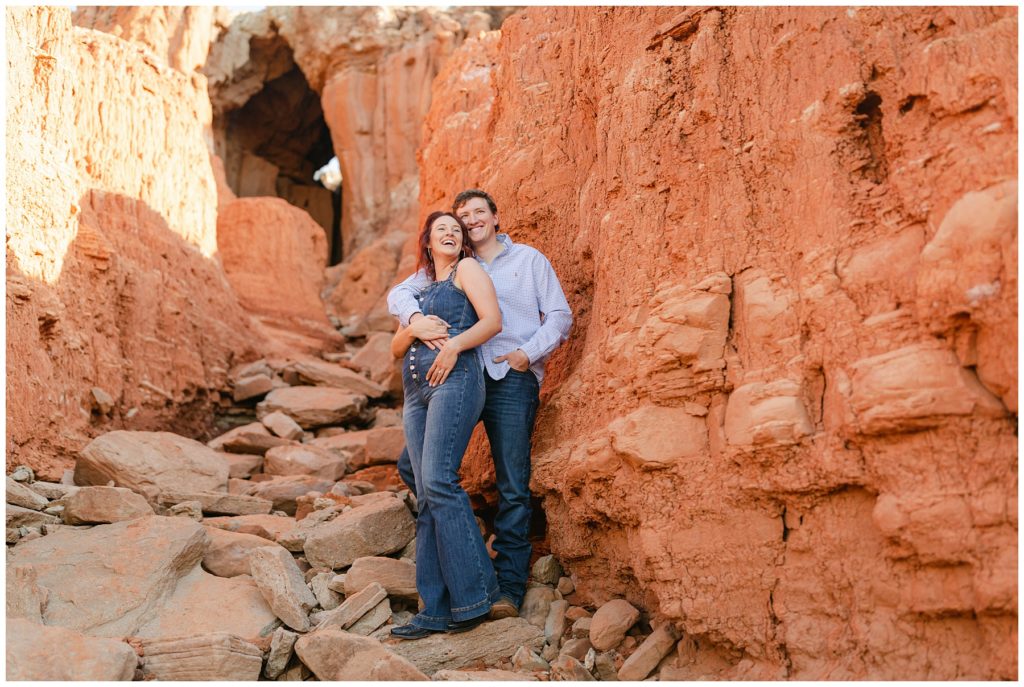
[
  {"xmin": 387, "ymin": 269, "xmax": 432, "ymax": 327},
  {"xmin": 517, "ymin": 253, "xmax": 573, "ymax": 365}
]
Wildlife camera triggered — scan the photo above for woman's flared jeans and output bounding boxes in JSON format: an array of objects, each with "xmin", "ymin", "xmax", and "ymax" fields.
[{"xmin": 402, "ymin": 358, "xmax": 499, "ymax": 630}]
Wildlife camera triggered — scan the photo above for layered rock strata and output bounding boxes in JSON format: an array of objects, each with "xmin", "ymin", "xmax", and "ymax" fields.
[{"xmin": 418, "ymin": 6, "xmax": 1017, "ymax": 680}]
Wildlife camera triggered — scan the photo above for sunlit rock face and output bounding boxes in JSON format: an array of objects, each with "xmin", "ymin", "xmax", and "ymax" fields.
[
  {"xmin": 418, "ymin": 7, "xmax": 1017, "ymax": 679},
  {"xmin": 6, "ymin": 7, "xmax": 263, "ymax": 479}
]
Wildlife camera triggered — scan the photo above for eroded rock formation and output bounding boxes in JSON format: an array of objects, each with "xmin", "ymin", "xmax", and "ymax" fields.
[
  {"xmin": 418, "ymin": 6, "xmax": 1017, "ymax": 679},
  {"xmin": 6, "ymin": 8, "xmax": 264, "ymax": 479}
]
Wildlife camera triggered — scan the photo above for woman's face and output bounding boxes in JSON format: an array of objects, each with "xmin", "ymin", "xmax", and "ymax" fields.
[{"xmin": 429, "ymin": 215, "xmax": 464, "ymax": 261}]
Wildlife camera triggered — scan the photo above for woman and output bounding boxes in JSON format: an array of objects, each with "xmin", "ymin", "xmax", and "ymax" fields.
[{"xmin": 389, "ymin": 211, "xmax": 502, "ymax": 639}]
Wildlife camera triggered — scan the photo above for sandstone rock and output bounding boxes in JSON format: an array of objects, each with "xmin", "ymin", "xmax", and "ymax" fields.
[
  {"xmin": 158, "ymin": 489, "xmax": 272, "ymax": 516},
  {"xmin": 7, "ymin": 516, "xmax": 206, "ymax": 636},
  {"xmin": 7, "ymin": 565, "xmax": 48, "ymax": 622},
  {"xmin": 434, "ymin": 668, "xmax": 538, "ymax": 680},
  {"xmin": 590, "ymin": 600, "xmax": 640, "ymax": 651},
  {"xmin": 89, "ymin": 386, "xmax": 115, "ymax": 414},
  {"xmin": 27, "ymin": 480, "xmax": 78, "ymax": 500},
  {"xmin": 344, "ymin": 556, "xmax": 418, "ymax": 601},
  {"xmin": 202, "ymin": 526, "xmax": 278, "ymax": 577},
  {"xmin": 204, "ymin": 513, "xmax": 296, "ymax": 541},
  {"xmin": 386, "ymin": 617, "xmax": 545, "ymax": 676},
  {"xmin": 76, "ymin": 431, "xmax": 229, "ymax": 503},
  {"xmin": 617, "ymin": 624, "xmax": 680, "ymax": 681},
  {"xmin": 249, "ymin": 546, "xmax": 318, "ymax": 631},
  {"xmin": 220, "ymin": 452, "xmax": 264, "ymax": 478},
  {"xmin": 594, "ymin": 651, "xmax": 620, "ymax": 681},
  {"xmin": 314, "ymin": 582, "xmax": 387, "ymax": 631},
  {"xmin": 209, "ymin": 422, "xmax": 294, "ymax": 455},
  {"xmin": 724, "ymin": 379, "xmax": 815, "ymax": 448},
  {"xmin": 265, "ymin": 627, "xmax": 300, "ymax": 679},
  {"xmin": 288, "ymin": 358, "xmax": 388, "ymax": 398},
  {"xmin": 608, "ymin": 406, "xmax": 708, "ymax": 469},
  {"xmin": 372, "ymin": 407, "xmax": 404, "ymax": 427},
  {"xmin": 138, "ymin": 633, "xmax": 262, "ymax": 681},
  {"xmin": 347, "ymin": 598, "xmax": 393, "ymax": 636},
  {"xmin": 294, "ymin": 629, "xmax": 429, "ymax": 680},
  {"xmin": 257, "ymin": 386, "xmax": 367, "ymax": 429},
  {"xmin": 560, "ymin": 637, "xmax": 594, "ymax": 661},
  {"xmin": 521, "ymin": 585, "xmax": 560, "ymax": 628},
  {"xmin": 6, "ymin": 617, "xmax": 137, "ymax": 681},
  {"xmin": 168, "ymin": 500, "xmax": 203, "ymax": 520},
  {"xmin": 512, "ymin": 645, "xmax": 551, "ymax": 672},
  {"xmin": 233, "ymin": 373, "xmax": 274, "ymax": 402},
  {"xmin": 262, "ymin": 411, "xmax": 305, "ymax": 440},
  {"xmin": 310, "ymin": 572, "xmax": 343, "ymax": 610},
  {"xmin": 533, "ymin": 554, "xmax": 563, "ymax": 585},
  {"xmin": 550, "ymin": 654, "xmax": 595, "ymax": 681},
  {"xmin": 7, "ymin": 477, "xmax": 49, "ymax": 510},
  {"xmin": 241, "ymin": 475, "xmax": 335, "ymax": 515},
  {"xmin": 232, "ymin": 359, "xmax": 274, "ymax": 382},
  {"xmin": 62, "ymin": 485, "xmax": 154, "ymax": 524},
  {"xmin": 545, "ymin": 599, "xmax": 570, "ymax": 643},
  {"xmin": 312, "ymin": 426, "xmax": 406, "ymax": 470},
  {"xmin": 135, "ymin": 566, "xmax": 277, "ymax": 639},
  {"xmin": 351, "ymin": 332, "xmax": 403, "ymax": 394},
  {"xmin": 6, "ymin": 505, "xmax": 61, "ymax": 530},
  {"xmin": 571, "ymin": 617, "xmax": 593, "ymax": 638},
  {"xmin": 264, "ymin": 444, "xmax": 349, "ymax": 481},
  {"xmin": 304, "ymin": 497, "xmax": 415, "ymax": 568},
  {"xmin": 557, "ymin": 576, "xmax": 575, "ymax": 595}
]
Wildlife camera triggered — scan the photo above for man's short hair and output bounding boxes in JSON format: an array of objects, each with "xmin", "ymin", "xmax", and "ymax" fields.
[{"xmin": 453, "ymin": 189, "xmax": 499, "ymax": 215}]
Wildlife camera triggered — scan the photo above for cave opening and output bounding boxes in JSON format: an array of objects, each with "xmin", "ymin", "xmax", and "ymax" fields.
[{"xmin": 213, "ymin": 39, "xmax": 343, "ymax": 265}]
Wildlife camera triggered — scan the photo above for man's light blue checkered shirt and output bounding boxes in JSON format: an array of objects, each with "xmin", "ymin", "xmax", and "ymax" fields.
[{"xmin": 387, "ymin": 234, "xmax": 572, "ymax": 383}]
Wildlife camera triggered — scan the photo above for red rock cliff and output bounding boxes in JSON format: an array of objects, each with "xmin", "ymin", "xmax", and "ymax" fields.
[{"xmin": 418, "ymin": 7, "xmax": 1017, "ymax": 679}]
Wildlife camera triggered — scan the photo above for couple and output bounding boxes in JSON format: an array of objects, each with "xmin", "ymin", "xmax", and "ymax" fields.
[{"xmin": 388, "ymin": 189, "xmax": 572, "ymax": 639}]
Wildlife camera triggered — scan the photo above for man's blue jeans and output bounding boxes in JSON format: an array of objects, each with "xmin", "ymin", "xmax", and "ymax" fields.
[
  {"xmin": 402, "ymin": 358, "xmax": 500, "ymax": 630},
  {"xmin": 480, "ymin": 369, "xmax": 540, "ymax": 607}
]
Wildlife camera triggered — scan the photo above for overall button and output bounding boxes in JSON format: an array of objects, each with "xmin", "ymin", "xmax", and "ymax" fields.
[
  {"xmin": 410, "ymin": 365, "xmax": 415, "ymax": 370},
  {"xmin": 412, "ymin": 374, "xmax": 418, "ymax": 380}
]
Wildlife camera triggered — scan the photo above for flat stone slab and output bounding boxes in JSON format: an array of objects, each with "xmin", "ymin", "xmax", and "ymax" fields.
[
  {"xmin": 62, "ymin": 485, "xmax": 154, "ymax": 525},
  {"xmin": 264, "ymin": 444, "xmax": 348, "ymax": 481},
  {"xmin": 384, "ymin": 617, "xmax": 545, "ymax": 676},
  {"xmin": 250, "ymin": 546, "xmax": 318, "ymax": 632},
  {"xmin": 311, "ymin": 426, "xmax": 405, "ymax": 470},
  {"xmin": 158, "ymin": 489, "xmax": 272, "ymax": 515},
  {"xmin": 304, "ymin": 496, "xmax": 414, "ymax": 568},
  {"xmin": 314, "ymin": 582, "xmax": 387, "ymax": 631},
  {"xmin": 257, "ymin": 386, "xmax": 367, "ymax": 429},
  {"xmin": 138, "ymin": 633, "xmax": 263, "ymax": 680},
  {"xmin": 7, "ymin": 476, "xmax": 49, "ymax": 510},
  {"xmin": 288, "ymin": 358, "xmax": 387, "ymax": 398},
  {"xmin": 208, "ymin": 422, "xmax": 294, "ymax": 455},
  {"xmin": 202, "ymin": 526, "xmax": 279, "ymax": 577},
  {"xmin": 204, "ymin": 513, "xmax": 297, "ymax": 541},
  {"xmin": 344, "ymin": 556, "xmax": 417, "ymax": 601},
  {"xmin": 76, "ymin": 431, "xmax": 229, "ymax": 503},
  {"xmin": 240, "ymin": 474, "xmax": 336, "ymax": 515},
  {"xmin": 6, "ymin": 617, "xmax": 138, "ymax": 681}
]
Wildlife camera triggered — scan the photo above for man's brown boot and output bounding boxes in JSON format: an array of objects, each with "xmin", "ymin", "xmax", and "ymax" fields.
[{"xmin": 488, "ymin": 597, "xmax": 518, "ymax": 620}]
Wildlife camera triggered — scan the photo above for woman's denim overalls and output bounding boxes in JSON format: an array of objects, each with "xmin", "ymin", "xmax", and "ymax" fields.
[{"xmin": 402, "ymin": 267, "xmax": 500, "ymax": 629}]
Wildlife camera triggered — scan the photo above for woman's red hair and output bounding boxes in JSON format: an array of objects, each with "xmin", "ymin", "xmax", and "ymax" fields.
[{"xmin": 417, "ymin": 211, "xmax": 474, "ymax": 281}]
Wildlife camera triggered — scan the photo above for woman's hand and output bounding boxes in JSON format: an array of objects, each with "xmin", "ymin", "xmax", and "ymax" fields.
[
  {"xmin": 408, "ymin": 314, "xmax": 450, "ymax": 347},
  {"xmin": 426, "ymin": 338, "xmax": 463, "ymax": 387}
]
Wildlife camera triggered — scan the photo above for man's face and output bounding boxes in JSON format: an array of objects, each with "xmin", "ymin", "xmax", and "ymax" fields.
[{"xmin": 455, "ymin": 197, "xmax": 499, "ymax": 247}]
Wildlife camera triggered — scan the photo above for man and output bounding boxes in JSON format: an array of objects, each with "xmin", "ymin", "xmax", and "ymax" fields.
[{"xmin": 388, "ymin": 189, "xmax": 572, "ymax": 618}]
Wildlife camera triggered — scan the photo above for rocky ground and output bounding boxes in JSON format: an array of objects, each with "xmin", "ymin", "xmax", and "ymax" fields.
[{"xmin": 6, "ymin": 341, "xmax": 692, "ymax": 681}]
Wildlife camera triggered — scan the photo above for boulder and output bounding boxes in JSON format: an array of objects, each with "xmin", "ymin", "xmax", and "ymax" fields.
[
  {"xmin": 6, "ymin": 476, "xmax": 49, "ymax": 510},
  {"xmin": 62, "ymin": 485, "xmax": 154, "ymax": 524},
  {"xmin": 264, "ymin": 444, "xmax": 349, "ymax": 481},
  {"xmin": 589, "ymin": 599, "xmax": 640, "ymax": 651},
  {"xmin": 386, "ymin": 617, "xmax": 545, "ymax": 676},
  {"xmin": 617, "ymin": 624, "xmax": 680, "ymax": 681},
  {"xmin": 294, "ymin": 629, "xmax": 429, "ymax": 680},
  {"xmin": 134, "ymin": 566, "xmax": 277, "ymax": 639},
  {"xmin": 304, "ymin": 496, "xmax": 415, "ymax": 568},
  {"xmin": 257, "ymin": 386, "xmax": 367, "ymax": 428},
  {"xmin": 240, "ymin": 475, "xmax": 335, "ymax": 515},
  {"xmin": 521, "ymin": 585, "xmax": 559, "ymax": 628},
  {"xmin": 557, "ymin": 576, "xmax": 575, "ymax": 595},
  {"xmin": 202, "ymin": 526, "xmax": 278, "ymax": 577},
  {"xmin": 288, "ymin": 358, "xmax": 388, "ymax": 398},
  {"xmin": 249, "ymin": 546, "xmax": 318, "ymax": 631},
  {"xmin": 233, "ymin": 373, "xmax": 274, "ymax": 402},
  {"xmin": 209, "ymin": 422, "xmax": 294, "ymax": 455},
  {"xmin": 261, "ymin": 411, "xmax": 304, "ymax": 440},
  {"xmin": 6, "ymin": 617, "xmax": 137, "ymax": 681},
  {"xmin": 344, "ymin": 556, "xmax": 417, "ymax": 601},
  {"xmin": 6, "ymin": 516, "xmax": 207, "ymax": 636},
  {"xmin": 311, "ymin": 426, "xmax": 406, "ymax": 470},
  {"xmin": 138, "ymin": 633, "xmax": 263, "ymax": 680},
  {"xmin": 157, "ymin": 489, "xmax": 272, "ymax": 516},
  {"xmin": 532, "ymin": 555, "xmax": 562, "ymax": 585},
  {"xmin": 76, "ymin": 431, "xmax": 230, "ymax": 503}
]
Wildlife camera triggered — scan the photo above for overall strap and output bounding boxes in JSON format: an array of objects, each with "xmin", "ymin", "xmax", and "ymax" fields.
[{"xmin": 445, "ymin": 262, "xmax": 459, "ymax": 283}]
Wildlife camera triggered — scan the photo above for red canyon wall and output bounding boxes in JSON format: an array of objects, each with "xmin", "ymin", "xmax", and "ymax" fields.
[
  {"xmin": 6, "ymin": 8, "xmax": 264, "ymax": 479},
  {"xmin": 419, "ymin": 7, "xmax": 1017, "ymax": 679}
]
